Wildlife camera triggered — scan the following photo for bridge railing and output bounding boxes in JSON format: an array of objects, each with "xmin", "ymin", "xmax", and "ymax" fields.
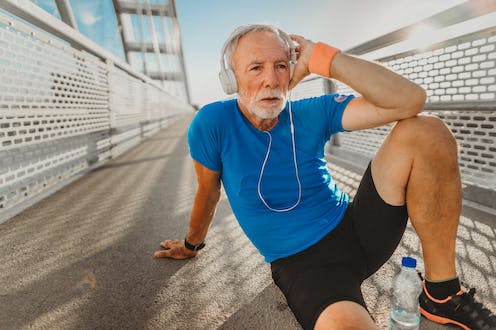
[
  {"xmin": 292, "ymin": 10, "xmax": 496, "ymax": 209},
  {"xmin": 0, "ymin": 2, "xmax": 193, "ymax": 223}
]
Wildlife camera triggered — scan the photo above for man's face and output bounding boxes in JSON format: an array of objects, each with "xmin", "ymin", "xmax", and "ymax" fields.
[{"xmin": 232, "ymin": 30, "xmax": 290, "ymax": 120}]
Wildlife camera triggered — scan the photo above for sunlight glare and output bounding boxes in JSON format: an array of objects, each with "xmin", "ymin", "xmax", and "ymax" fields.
[{"xmin": 407, "ymin": 23, "xmax": 438, "ymax": 50}]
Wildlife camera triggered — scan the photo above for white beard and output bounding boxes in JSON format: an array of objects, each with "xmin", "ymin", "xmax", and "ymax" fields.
[{"xmin": 238, "ymin": 89, "xmax": 287, "ymax": 119}]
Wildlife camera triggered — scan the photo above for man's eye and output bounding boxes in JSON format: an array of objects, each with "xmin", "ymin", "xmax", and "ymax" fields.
[
  {"xmin": 250, "ymin": 66, "xmax": 261, "ymax": 71},
  {"xmin": 277, "ymin": 64, "xmax": 288, "ymax": 70}
]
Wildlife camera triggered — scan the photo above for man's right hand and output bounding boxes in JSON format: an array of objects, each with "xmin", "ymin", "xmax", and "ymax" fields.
[
  {"xmin": 153, "ymin": 239, "xmax": 198, "ymax": 259},
  {"xmin": 288, "ymin": 34, "xmax": 315, "ymax": 90}
]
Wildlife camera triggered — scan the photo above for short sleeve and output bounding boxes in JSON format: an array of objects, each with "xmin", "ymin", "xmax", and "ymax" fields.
[
  {"xmin": 187, "ymin": 109, "xmax": 222, "ymax": 172},
  {"xmin": 322, "ymin": 93, "xmax": 355, "ymax": 134}
]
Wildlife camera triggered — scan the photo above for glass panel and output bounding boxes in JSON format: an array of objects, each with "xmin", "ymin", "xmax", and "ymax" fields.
[
  {"xmin": 160, "ymin": 54, "xmax": 179, "ymax": 71},
  {"xmin": 130, "ymin": 51, "xmax": 144, "ymax": 72},
  {"xmin": 130, "ymin": 14, "xmax": 140, "ymax": 43},
  {"xmin": 140, "ymin": 14, "xmax": 152, "ymax": 44},
  {"xmin": 152, "ymin": 16, "xmax": 165, "ymax": 44},
  {"xmin": 30, "ymin": 0, "xmax": 61, "ymax": 19},
  {"xmin": 144, "ymin": 52, "xmax": 159, "ymax": 72},
  {"xmin": 69, "ymin": 0, "xmax": 125, "ymax": 61}
]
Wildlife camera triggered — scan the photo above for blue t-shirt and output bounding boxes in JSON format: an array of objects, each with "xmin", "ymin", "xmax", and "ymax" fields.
[{"xmin": 188, "ymin": 94, "xmax": 354, "ymax": 262}]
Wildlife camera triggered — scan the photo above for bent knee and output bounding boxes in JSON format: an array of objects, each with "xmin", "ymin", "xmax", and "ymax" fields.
[
  {"xmin": 315, "ymin": 301, "xmax": 378, "ymax": 330},
  {"xmin": 391, "ymin": 115, "xmax": 457, "ymax": 153}
]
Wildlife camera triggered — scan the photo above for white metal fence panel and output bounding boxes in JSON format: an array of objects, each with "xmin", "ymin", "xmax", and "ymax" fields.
[
  {"xmin": 0, "ymin": 10, "xmax": 192, "ymax": 222},
  {"xmin": 384, "ymin": 33, "xmax": 496, "ymax": 104},
  {"xmin": 0, "ymin": 22, "xmax": 110, "ymax": 150},
  {"xmin": 438, "ymin": 111, "xmax": 495, "ymax": 186},
  {"xmin": 108, "ymin": 64, "xmax": 145, "ymax": 128},
  {"xmin": 337, "ymin": 110, "xmax": 496, "ymax": 190}
]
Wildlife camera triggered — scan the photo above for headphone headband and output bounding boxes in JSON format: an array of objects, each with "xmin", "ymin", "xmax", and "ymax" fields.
[{"xmin": 219, "ymin": 26, "xmax": 296, "ymax": 94}]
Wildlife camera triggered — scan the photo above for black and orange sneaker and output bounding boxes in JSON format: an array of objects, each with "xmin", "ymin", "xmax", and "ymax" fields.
[{"xmin": 419, "ymin": 281, "xmax": 496, "ymax": 330}]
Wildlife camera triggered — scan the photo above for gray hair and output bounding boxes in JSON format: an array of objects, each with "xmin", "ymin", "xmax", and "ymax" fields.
[{"xmin": 221, "ymin": 24, "xmax": 291, "ymax": 70}]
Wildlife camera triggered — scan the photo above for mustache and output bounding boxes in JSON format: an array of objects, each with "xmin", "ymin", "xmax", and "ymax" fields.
[{"xmin": 256, "ymin": 90, "xmax": 285, "ymax": 101}]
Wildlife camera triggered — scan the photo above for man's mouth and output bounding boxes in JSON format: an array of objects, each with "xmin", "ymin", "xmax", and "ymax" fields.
[{"xmin": 260, "ymin": 96, "xmax": 280, "ymax": 102}]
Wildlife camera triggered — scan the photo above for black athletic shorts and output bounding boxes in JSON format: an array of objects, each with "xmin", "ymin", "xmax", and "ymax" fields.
[{"xmin": 270, "ymin": 162, "xmax": 408, "ymax": 330}]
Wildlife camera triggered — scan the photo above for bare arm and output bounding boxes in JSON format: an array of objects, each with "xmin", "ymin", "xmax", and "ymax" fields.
[
  {"xmin": 289, "ymin": 35, "xmax": 426, "ymax": 130},
  {"xmin": 333, "ymin": 53, "xmax": 426, "ymax": 130},
  {"xmin": 154, "ymin": 160, "xmax": 221, "ymax": 259}
]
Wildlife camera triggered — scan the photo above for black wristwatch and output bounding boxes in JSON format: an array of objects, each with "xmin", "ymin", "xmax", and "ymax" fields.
[{"xmin": 184, "ymin": 238, "xmax": 206, "ymax": 251}]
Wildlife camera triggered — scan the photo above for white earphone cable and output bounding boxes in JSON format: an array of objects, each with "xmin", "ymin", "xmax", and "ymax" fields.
[{"xmin": 257, "ymin": 94, "xmax": 301, "ymax": 212}]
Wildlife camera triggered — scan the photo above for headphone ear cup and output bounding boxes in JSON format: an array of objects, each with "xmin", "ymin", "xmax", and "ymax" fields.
[{"xmin": 219, "ymin": 68, "xmax": 237, "ymax": 94}]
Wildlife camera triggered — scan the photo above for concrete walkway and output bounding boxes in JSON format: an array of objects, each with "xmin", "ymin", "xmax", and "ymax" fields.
[{"xmin": 1, "ymin": 115, "xmax": 494, "ymax": 329}]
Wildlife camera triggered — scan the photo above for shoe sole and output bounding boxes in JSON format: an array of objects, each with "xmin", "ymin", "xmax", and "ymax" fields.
[{"xmin": 420, "ymin": 307, "xmax": 469, "ymax": 330}]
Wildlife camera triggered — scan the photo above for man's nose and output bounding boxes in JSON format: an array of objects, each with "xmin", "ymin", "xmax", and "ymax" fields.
[{"xmin": 262, "ymin": 68, "xmax": 280, "ymax": 88}]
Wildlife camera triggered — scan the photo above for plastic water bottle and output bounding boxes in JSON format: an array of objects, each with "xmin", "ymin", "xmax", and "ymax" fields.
[{"xmin": 389, "ymin": 256, "xmax": 422, "ymax": 330}]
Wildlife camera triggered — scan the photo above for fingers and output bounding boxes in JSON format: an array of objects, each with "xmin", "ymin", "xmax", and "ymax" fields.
[
  {"xmin": 154, "ymin": 247, "xmax": 197, "ymax": 260},
  {"xmin": 160, "ymin": 239, "xmax": 179, "ymax": 249},
  {"xmin": 289, "ymin": 34, "xmax": 305, "ymax": 44},
  {"xmin": 289, "ymin": 34, "xmax": 313, "ymax": 49},
  {"xmin": 154, "ymin": 249, "xmax": 172, "ymax": 258},
  {"xmin": 154, "ymin": 239, "xmax": 198, "ymax": 259},
  {"xmin": 288, "ymin": 34, "xmax": 314, "ymax": 90}
]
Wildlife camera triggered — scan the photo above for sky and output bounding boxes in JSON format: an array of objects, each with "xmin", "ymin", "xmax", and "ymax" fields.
[{"xmin": 25, "ymin": 0, "xmax": 468, "ymax": 106}]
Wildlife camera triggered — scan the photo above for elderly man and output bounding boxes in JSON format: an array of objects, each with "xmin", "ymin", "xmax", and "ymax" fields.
[{"xmin": 154, "ymin": 24, "xmax": 496, "ymax": 329}]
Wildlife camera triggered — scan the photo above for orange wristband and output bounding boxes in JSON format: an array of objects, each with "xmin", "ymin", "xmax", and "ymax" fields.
[{"xmin": 308, "ymin": 42, "xmax": 341, "ymax": 78}]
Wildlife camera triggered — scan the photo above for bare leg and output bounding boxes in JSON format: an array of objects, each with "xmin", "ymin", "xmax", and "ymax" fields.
[
  {"xmin": 313, "ymin": 115, "xmax": 460, "ymax": 328},
  {"xmin": 371, "ymin": 115, "xmax": 461, "ymax": 280},
  {"xmin": 315, "ymin": 301, "xmax": 378, "ymax": 330}
]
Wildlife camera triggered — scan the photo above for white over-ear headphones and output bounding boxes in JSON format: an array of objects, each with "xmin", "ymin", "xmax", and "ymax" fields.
[{"xmin": 219, "ymin": 28, "xmax": 297, "ymax": 95}]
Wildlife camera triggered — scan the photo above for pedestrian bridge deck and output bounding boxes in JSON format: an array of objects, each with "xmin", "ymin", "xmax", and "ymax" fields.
[{"xmin": 0, "ymin": 115, "xmax": 494, "ymax": 330}]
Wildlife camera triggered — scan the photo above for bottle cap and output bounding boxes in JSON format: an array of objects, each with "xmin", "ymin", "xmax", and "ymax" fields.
[{"xmin": 402, "ymin": 256, "xmax": 417, "ymax": 268}]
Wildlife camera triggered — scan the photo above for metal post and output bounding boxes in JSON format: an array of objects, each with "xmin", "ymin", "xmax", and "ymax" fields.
[
  {"xmin": 54, "ymin": 0, "xmax": 77, "ymax": 30},
  {"xmin": 145, "ymin": 0, "xmax": 165, "ymax": 82},
  {"xmin": 169, "ymin": 0, "xmax": 191, "ymax": 103}
]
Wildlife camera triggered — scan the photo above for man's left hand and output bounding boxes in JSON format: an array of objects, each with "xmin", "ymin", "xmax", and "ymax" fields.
[{"xmin": 154, "ymin": 239, "xmax": 198, "ymax": 259}]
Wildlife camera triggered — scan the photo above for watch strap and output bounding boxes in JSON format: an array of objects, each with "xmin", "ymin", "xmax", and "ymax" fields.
[{"xmin": 184, "ymin": 238, "xmax": 205, "ymax": 251}]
